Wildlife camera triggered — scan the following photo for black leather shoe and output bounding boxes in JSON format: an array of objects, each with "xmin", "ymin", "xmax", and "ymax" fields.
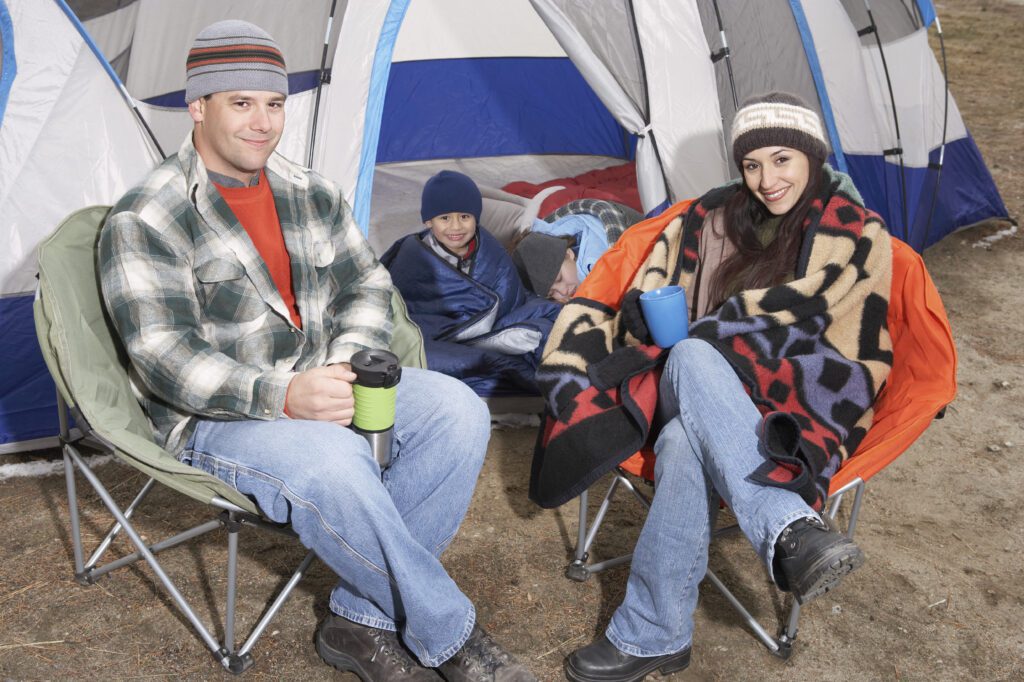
[
  {"xmin": 773, "ymin": 517, "xmax": 865, "ymax": 604},
  {"xmin": 565, "ymin": 636, "xmax": 690, "ymax": 682},
  {"xmin": 315, "ymin": 612, "xmax": 441, "ymax": 681},
  {"xmin": 437, "ymin": 624, "xmax": 536, "ymax": 681}
]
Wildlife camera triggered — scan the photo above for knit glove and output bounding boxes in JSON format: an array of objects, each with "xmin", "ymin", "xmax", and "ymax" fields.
[{"xmin": 620, "ymin": 289, "xmax": 653, "ymax": 345}]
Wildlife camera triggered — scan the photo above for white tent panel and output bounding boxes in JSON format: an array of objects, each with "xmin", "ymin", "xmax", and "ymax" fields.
[
  {"xmin": 123, "ymin": 0, "xmax": 332, "ymax": 101},
  {"xmin": 314, "ymin": 1, "xmax": 394, "ymax": 209},
  {"xmin": 802, "ymin": 0, "xmax": 890, "ymax": 157},
  {"xmin": 640, "ymin": 0, "xmax": 730, "ymax": 200},
  {"xmin": 861, "ymin": 29, "xmax": 967, "ymax": 167},
  {"xmin": 393, "ymin": 0, "xmax": 564, "ymax": 61},
  {"xmin": 77, "ymin": 1, "xmax": 138, "ymax": 66},
  {"xmin": 0, "ymin": 0, "xmax": 159, "ymax": 295}
]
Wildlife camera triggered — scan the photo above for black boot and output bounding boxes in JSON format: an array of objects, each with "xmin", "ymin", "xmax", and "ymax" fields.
[
  {"xmin": 315, "ymin": 612, "xmax": 441, "ymax": 680},
  {"xmin": 773, "ymin": 517, "xmax": 865, "ymax": 604},
  {"xmin": 565, "ymin": 635, "xmax": 690, "ymax": 682}
]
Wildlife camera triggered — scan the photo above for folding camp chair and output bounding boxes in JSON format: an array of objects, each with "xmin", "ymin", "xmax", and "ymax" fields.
[
  {"xmin": 563, "ymin": 237, "xmax": 957, "ymax": 658},
  {"xmin": 33, "ymin": 206, "xmax": 426, "ymax": 674}
]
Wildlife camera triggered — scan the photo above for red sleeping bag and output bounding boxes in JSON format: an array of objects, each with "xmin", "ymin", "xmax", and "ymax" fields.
[{"xmin": 502, "ymin": 161, "xmax": 642, "ymax": 217}]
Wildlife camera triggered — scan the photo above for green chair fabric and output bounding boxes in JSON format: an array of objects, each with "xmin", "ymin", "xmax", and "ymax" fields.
[{"xmin": 34, "ymin": 205, "xmax": 427, "ymax": 513}]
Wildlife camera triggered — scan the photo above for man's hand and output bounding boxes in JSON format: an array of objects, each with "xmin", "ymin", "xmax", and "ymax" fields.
[{"xmin": 284, "ymin": 364, "xmax": 357, "ymax": 426}]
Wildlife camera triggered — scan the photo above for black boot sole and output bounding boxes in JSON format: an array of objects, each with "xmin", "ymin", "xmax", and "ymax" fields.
[
  {"xmin": 564, "ymin": 648, "xmax": 690, "ymax": 682},
  {"xmin": 792, "ymin": 540, "xmax": 865, "ymax": 605}
]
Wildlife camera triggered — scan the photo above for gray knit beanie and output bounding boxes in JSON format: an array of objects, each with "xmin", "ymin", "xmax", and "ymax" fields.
[
  {"xmin": 185, "ymin": 20, "xmax": 288, "ymax": 103},
  {"xmin": 731, "ymin": 92, "xmax": 828, "ymax": 168},
  {"xmin": 512, "ymin": 233, "xmax": 568, "ymax": 297}
]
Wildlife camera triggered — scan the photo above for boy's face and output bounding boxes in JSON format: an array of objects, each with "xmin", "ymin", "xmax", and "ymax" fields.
[
  {"xmin": 425, "ymin": 212, "xmax": 477, "ymax": 256},
  {"xmin": 189, "ymin": 90, "xmax": 286, "ymax": 184},
  {"xmin": 548, "ymin": 250, "xmax": 580, "ymax": 304}
]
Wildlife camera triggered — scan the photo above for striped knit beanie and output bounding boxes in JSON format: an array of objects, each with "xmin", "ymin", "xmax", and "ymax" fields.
[
  {"xmin": 185, "ymin": 20, "xmax": 288, "ymax": 103},
  {"xmin": 731, "ymin": 92, "xmax": 828, "ymax": 168}
]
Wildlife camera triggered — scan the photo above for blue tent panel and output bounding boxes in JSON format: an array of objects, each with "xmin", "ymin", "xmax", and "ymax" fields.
[
  {"xmin": 376, "ymin": 57, "xmax": 628, "ymax": 163},
  {"xmin": 845, "ymin": 134, "xmax": 1008, "ymax": 250},
  {"xmin": 142, "ymin": 71, "xmax": 321, "ymax": 108},
  {"xmin": 790, "ymin": 0, "xmax": 848, "ymax": 173},
  {"xmin": 916, "ymin": 0, "xmax": 937, "ymax": 28},
  {"xmin": 0, "ymin": 0, "xmax": 16, "ymax": 126},
  {"xmin": 0, "ymin": 295, "xmax": 59, "ymax": 446}
]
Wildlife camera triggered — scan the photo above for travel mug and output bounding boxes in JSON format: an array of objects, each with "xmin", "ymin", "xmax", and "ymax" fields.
[{"xmin": 350, "ymin": 349, "xmax": 402, "ymax": 470}]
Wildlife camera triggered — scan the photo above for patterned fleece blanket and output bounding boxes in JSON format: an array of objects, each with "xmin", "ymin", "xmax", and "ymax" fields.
[{"xmin": 530, "ymin": 166, "xmax": 893, "ymax": 509}]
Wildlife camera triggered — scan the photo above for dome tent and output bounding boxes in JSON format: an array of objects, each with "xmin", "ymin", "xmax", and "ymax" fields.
[{"xmin": 0, "ymin": 0, "xmax": 1007, "ymax": 452}]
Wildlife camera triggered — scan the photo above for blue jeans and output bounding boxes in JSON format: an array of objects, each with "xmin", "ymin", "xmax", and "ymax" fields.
[
  {"xmin": 181, "ymin": 367, "xmax": 490, "ymax": 667},
  {"xmin": 606, "ymin": 339, "xmax": 817, "ymax": 657}
]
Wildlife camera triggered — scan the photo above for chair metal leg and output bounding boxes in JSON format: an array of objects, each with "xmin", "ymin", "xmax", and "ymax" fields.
[
  {"xmin": 566, "ymin": 470, "xmax": 651, "ymax": 581},
  {"xmin": 574, "ymin": 489, "xmax": 589, "ymax": 562},
  {"xmin": 61, "ymin": 442, "xmax": 312, "ymax": 674},
  {"xmin": 225, "ymin": 513, "xmax": 241, "ymax": 654},
  {"xmin": 86, "ymin": 518, "xmax": 223, "ymax": 580},
  {"xmin": 85, "ymin": 478, "xmax": 157, "ymax": 572},
  {"xmin": 65, "ymin": 443, "xmax": 227, "ymax": 658},
  {"xmin": 705, "ymin": 568, "xmax": 791, "ymax": 658},
  {"xmin": 237, "ymin": 550, "xmax": 316, "ymax": 658},
  {"xmin": 63, "ymin": 449, "xmax": 87, "ymax": 578}
]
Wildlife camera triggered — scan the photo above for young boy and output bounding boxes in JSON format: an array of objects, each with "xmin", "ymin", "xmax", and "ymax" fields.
[
  {"xmin": 419, "ymin": 170, "xmax": 483, "ymax": 273},
  {"xmin": 381, "ymin": 171, "xmax": 561, "ymax": 396}
]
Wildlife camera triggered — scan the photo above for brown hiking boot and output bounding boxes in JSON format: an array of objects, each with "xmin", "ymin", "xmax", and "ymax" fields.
[
  {"xmin": 315, "ymin": 612, "xmax": 441, "ymax": 681},
  {"xmin": 437, "ymin": 624, "xmax": 536, "ymax": 681}
]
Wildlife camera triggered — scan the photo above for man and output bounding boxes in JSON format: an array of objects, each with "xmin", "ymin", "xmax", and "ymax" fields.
[{"xmin": 99, "ymin": 20, "xmax": 534, "ymax": 682}]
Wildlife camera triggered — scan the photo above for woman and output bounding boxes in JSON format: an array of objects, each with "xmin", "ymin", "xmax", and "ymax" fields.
[{"xmin": 529, "ymin": 93, "xmax": 893, "ymax": 682}]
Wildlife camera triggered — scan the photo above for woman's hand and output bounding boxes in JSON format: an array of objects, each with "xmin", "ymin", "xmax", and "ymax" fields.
[{"xmin": 620, "ymin": 289, "xmax": 653, "ymax": 345}]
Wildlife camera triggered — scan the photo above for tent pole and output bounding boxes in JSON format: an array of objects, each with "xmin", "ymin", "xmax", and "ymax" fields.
[
  {"xmin": 709, "ymin": 0, "xmax": 740, "ymax": 111},
  {"xmin": 626, "ymin": 0, "xmax": 671, "ymax": 206},
  {"xmin": 919, "ymin": 14, "xmax": 950, "ymax": 250},
  {"xmin": 53, "ymin": 0, "xmax": 166, "ymax": 159},
  {"xmin": 307, "ymin": 0, "xmax": 340, "ymax": 169},
  {"xmin": 859, "ymin": 0, "xmax": 909, "ymax": 239}
]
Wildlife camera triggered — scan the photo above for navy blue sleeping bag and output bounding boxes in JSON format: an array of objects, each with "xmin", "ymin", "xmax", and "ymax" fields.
[{"xmin": 381, "ymin": 228, "xmax": 561, "ymax": 397}]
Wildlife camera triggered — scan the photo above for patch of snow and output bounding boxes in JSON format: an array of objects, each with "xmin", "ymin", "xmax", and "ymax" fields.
[
  {"xmin": 0, "ymin": 454, "xmax": 115, "ymax": 481},
  {"xmin": 972, "ymin": 223, "xmax": 1018, "ymax": 249}
]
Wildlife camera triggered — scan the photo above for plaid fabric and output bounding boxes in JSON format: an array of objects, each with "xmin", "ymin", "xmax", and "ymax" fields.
[
  {"xmin": 99, "ymin": 135, "xmax": 393, "ymax": 454},
  {"xmin": 543, "ymin": 198, "xmax": 641, "ymax": 245}
]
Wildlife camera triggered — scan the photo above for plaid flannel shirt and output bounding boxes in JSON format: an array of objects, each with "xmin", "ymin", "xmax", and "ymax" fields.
[{"xmin": 99, "ymin": 135, "xmax": 393, "ymax": 454}]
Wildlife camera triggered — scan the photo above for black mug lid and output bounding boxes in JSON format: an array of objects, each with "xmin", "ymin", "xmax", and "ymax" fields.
[{"xmin": 350, "ymin": 349, "xmax": 402, "ymax": 388}]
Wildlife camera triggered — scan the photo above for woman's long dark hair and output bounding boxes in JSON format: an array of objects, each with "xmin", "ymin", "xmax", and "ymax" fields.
[{"xmin": 705, "ymin": 154, "xmax": 826, "ymax": 311}]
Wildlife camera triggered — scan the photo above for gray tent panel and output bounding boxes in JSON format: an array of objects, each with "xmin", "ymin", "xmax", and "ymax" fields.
[
  {"xmin": 539, "ymin": 0, "xmax": 647, "ymax": 114},
  {"xmin": 698, "ymin": 0, "xmax": 825, "ymax": 173},
  {"xmin": 839, "ymin": 0, "xmax": 925, "ymax": 44}
]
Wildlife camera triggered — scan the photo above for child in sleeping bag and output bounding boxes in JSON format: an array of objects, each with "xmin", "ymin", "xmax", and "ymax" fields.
[
  {"xmin": 380, "ymin": 170, "xmax": 562, "ymax": 397},
  {"xmin": 510, "ymin": 198, "xmax": 639, "ymax": 303}
]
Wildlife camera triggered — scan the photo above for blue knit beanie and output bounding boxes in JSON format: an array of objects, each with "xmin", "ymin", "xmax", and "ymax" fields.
[{"xmin": 420, "ymin": 170, "xmax": 482, "ymax": 223}]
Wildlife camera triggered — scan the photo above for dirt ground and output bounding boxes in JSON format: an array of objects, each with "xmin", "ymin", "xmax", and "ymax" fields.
[{"xmin": 2, "ymin": 1, "xmax": 1022, "ymax": 680}]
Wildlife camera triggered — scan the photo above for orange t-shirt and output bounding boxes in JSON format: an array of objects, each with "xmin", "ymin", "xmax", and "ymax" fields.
[{"xmin": 214, "ymin": 171, "xmax": 302, "ymax": 329}]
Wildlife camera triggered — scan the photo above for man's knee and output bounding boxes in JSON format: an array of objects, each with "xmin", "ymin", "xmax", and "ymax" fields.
[{"xmin": 402, "ymin": 368, "xmax": 491, "ymax": 445}]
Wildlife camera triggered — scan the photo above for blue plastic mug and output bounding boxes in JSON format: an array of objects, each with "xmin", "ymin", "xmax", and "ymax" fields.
[{"xmin": 639, "ymin": 285, "xmax": 689, "ymax": 347}]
